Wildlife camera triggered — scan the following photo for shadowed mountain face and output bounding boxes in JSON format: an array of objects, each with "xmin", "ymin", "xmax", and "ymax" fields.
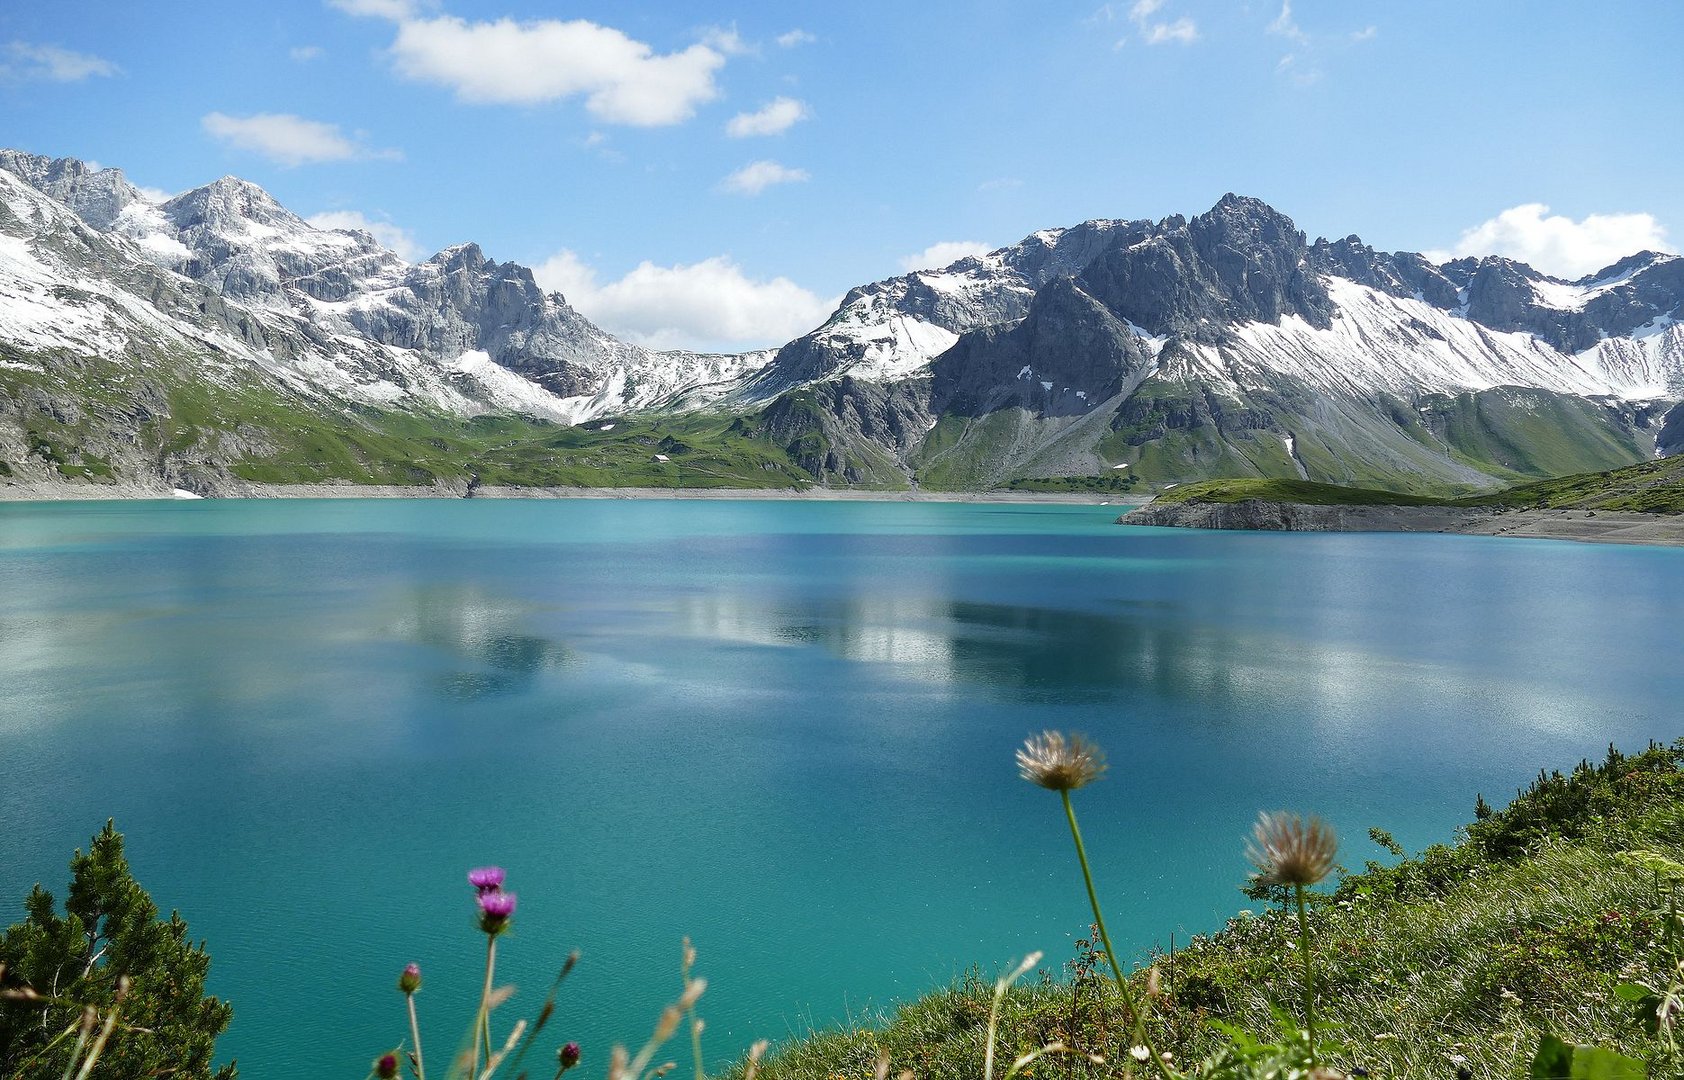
[{"xmin": 1, "ymin": 146, "xmax": 1681, "ymax": 494}]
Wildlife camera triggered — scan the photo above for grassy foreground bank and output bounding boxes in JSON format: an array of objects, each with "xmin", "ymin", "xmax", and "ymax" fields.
[{"xmin": 733, "ymin": 740, "xmax": 1684, "ymax": 1080}]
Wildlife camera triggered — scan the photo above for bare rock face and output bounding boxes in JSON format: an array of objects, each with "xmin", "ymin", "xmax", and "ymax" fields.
[
  {"xmin": 1120, "ymin": 499, "xmax": 1497, "ymax": 533},
  {"xmin": 931, "ymin": 278, "xmax": 1154, "ymax": 416}
]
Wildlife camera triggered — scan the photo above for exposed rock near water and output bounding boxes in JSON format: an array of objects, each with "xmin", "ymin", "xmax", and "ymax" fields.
[{"xmin": 1120, "ymin": 499, "xmax": 1684, "ymax": 545}]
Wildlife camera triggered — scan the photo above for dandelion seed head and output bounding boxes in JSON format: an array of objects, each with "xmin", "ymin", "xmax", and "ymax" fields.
[
  {"xmin": 1246, "ymin": 811, "xmax": 1337, "ymax": 887},
  {"xmin": 1016, "ymin": 731, "xmax": 1107, "ymax": 791}
]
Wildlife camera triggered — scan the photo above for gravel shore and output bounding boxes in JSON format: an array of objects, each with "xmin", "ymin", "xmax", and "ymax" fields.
[{"xmin": 0, "ymin": 478, "xmax": 1134, "ymax": 506}]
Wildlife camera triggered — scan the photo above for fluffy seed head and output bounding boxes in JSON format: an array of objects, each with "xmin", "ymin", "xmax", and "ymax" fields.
[
  {"xmin": 1247, "ymin": 811, "xmax": 1338, "ymax": 887},
  {"xmin": 1016, "ymin": 731, "xmax": 1107, "ymax": 791}
]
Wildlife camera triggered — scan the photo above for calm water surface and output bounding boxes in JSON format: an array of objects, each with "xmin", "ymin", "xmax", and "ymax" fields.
[{"xmin": 1, "ymin": 499, "xmax": 1680, "ymax": 1079}]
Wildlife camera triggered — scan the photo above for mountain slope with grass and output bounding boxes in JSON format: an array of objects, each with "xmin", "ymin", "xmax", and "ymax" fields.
[
  {"xmin": 1118, "ymin": 455, "xmax": 1684, "ymax": 541},
  {"xmin": 730, "ymin": 740, "xmax": 1684, "ymax": 1080},
  {"xmin": 4, "ymin": 147, "xmax": 1683, "ymax": 495}
]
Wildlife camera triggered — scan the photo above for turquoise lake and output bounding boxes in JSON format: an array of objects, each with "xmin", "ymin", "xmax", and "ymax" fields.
[{"xmin": 1, "ymin": 498, "xmax": 1681, "ymax": 1079}]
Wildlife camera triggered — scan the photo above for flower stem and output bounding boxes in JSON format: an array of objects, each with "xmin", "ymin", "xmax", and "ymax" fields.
[
  {"xmin": 407, "ymin": 993, "xmax": 426, "ymax": 1080},
  {"xmin": 1060, "ymin": 791, "xmax": 1173, "ymax": 1080},
  {"xmin": 1294, "ymin": 883, "xmax": 1316, "ymax": 1065},
  {"xmin": 472, "ymin": 936, "xmax": 498, "ymax": 1080}
]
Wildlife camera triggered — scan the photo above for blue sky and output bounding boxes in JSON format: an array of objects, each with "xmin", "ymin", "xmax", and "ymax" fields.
[{"xmin": 3, "ymin": 0, "xmax": 1681, "ymax": 351}]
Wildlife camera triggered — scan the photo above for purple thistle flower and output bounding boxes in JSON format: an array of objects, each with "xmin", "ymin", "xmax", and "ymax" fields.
[
  {"xmin": 468, "ymin": 866, "xmax": 506, "ymax": 893},
  {"xmin": 397, "ymin": 962, "xmax": 422, "ymax": 995},
  {"xmin": 478, "ymin": 889, "xmax": 517, "ymax": 935},
  {"xmin": 376, "ymin": 1052, "xmax": 400, "ymax": 1080},
  {"xmin": 560, "ymin": 1042, "xmax": 582, "ymax": 1071}
]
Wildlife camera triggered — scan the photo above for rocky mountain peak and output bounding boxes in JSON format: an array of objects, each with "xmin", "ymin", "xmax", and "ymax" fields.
[
  {"xmin": 162, "ymin": 176, "xmax": 303, "ymax": 236},
  {"xmin": 0, "ymin": 150, "xmax": 146, "ymax": 231}
]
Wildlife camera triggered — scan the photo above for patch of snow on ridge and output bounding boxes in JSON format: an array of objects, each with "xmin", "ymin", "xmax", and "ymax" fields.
[
  {"xmin": 1577, "ymin": 317, "xmax": 1684, "ymax": 398},
  {"xmin": 448, "ymin": 350, "xmax": 582, "ymax": 424},
  {"xmin": 1169, "ymin": 278, "xmax": 1622, "ymax": 400}
]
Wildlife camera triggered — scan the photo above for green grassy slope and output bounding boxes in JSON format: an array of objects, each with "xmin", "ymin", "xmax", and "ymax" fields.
[
  {"xmin": 727, "ymin": 741, "xmax": 1684, "ymax": 1080},
  {"xmin": 0, "ymin": 347, "xmax": 814, "ymax": 490},
  {"xmin": 1150, "ymin": 454, "xmax": 1684, "ymax": 514}
]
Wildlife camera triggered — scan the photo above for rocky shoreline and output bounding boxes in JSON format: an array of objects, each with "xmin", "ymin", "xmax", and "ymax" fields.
[
  {"xmin": 0, "ymin": 477, "xmax": 1133, "ymax": 506},
  {"xmin": 1121, "ymin": 498, "xmax": 1684, "ymax": 546}
]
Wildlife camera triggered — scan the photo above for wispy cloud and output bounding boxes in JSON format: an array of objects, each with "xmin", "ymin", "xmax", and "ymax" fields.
[
  {"xmin": 327, "ymin": 0, "xmax": 428, "ymax": 17},
  {"xmin": 719, "ymin": 159, "xmax": 809, "ymax": 196},
  {"xmin": 306, "ymin": 209, "xmax": 424, "ymax": 261},
  {"xmin": 1268, "ymin": 5, "xmax": 1377, "ymax": 85},
  {"xmin": 1, "ymin": 41, "xmax": 119, "ymax": 82},
  {"xmin": 202, "ymin": 112, "xmax": 402, "ymax": 167},
  {"xmin": 726, "ymin": 97, "xmax": 808, "ymax": 137},
  {"xmin": 1430, "ymin": 204, "xmax": 1673, "ymax": 279},
  {"xmin": 289, "ymin": 45, "xmax": 325, "ymax": 62},
  {"xmin": 775, "ymin": 29, "xmax": 816, "ymax": 48},
  {"xmin": 899, "ymin": 241, "xmax": 993, "ymax": 272},
  {"xmin": 532, "ymin": 250, "xmax": 832, "ymax": 351},
  {"xmin": 1267, "ymin": 1, "xmax": 1308, "ymax": 45},
  {"xmin": 1095, "ymin": 1, "xmax": 1200, "ymax": 47}
]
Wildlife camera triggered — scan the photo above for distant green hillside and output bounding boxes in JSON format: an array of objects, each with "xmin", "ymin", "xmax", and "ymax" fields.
[{"xmin": 1151, "ymin": 455, "xmax": 1684, "ymax": 514}]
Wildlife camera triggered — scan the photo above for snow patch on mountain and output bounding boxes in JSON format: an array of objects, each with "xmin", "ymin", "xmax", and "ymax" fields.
[{"xmin": 1170, "ymin": 278, "xmax": 1619, "ymax": 400}]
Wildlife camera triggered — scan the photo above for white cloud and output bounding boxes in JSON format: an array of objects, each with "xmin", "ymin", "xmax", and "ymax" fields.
[
  {"xmin": 1267, "ymin": 1, "xmax": 1308, "ymax": 44},
  {"xmin": 327, "ymin": 0, "xmax": 424, "ymax": 18},
  {"xmin": 290, "ymin": 45, "xmax": 325, "ymax": 62},
  {"xmin": 1351, "ymin": 25, "xmax": 1379, "ymax": 42},
  {"xmin": 1436, "ymin": 204, "xmax": 1673, "ymax": 280},
  {"xmin": 202, "ymin": 112, "xmax": 401, "ymax": 167},
  {"xmin": 386, "ymin": 15, "xmax": 725, "ymax": 125},
  {"xmin": 1143, "ymin": 18, "xmax": 1199, "ymax": 44},
  {"xmin": 726, "ymin": 97, "xmax": 808, "ymax": 137},
  {"xmin": 532, "ymin": 250, "xmax": 832, "ymax": 351},
  {"xmin": 306, "ymin": 210, "xmax": 424, "ymax": 261},
  {"xmin": 776, "ymin": 29, "xmax": 815, "ymax": 48},
  {"xmin": 1, "ymin": 42, "xmax": 119, "ymax": 82},
  {"xmin": 899, "ymin": 241, "xmax": 993, "ymax": 273},
  {"xmin": 1118, "ymin": 1, "xmax": 1199, "ymax": 46},
  {"xmin": 136, "ymin": 186, "xmax": 174, "ymax": 204},
  {"xmin": 719, "ymin": 160, "xmax": 809, "ymax": 196},
  {"xmin": 700, "ymin": 26, "xmax": 752, "ymax": 56}
]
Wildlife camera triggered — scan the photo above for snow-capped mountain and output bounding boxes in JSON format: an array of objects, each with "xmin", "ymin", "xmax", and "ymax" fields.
[
  {"xmin": 2, "ymin": 146, "xmax": 1680, "ymax": 493},
  {"xmin": 748, "ymin": 195, "xmax": 1682, "ymax": 488},
  {"xmin": 0, "ymin": 150, "xmax": 762, "ymax": 427}
]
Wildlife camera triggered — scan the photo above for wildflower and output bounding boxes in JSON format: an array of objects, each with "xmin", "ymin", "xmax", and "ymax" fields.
[
  {"xmin": 375, "ymin": 1052, "xmax": 400, "ymax": 1080},
  {"xmin": 1129, "ymin": 1046, "xmax": 1151, "ymax": 1062},
  {"xmin": 478, "ymin": 890, "xmax": 517, "ymax": 935},
  {"xmin": 468, "ymin": 866, "xmax": 506, "ymax": 893},
  {"xmin": 560, "ymin": 1042, "xmax": 582, "ymax": 1072},
  {"xmin": 1016, "ymin": 731, "xmax": 1107, "ymax": 791},
  {"xmin": 1018, "ymin": 732, "xmax": 1170, "ymax": 1080},
  {"xmin": 1246, "ymin": 811, "xmax": 1338, "ymax": 887},
  {"xmin": 397, "ymin": 962, "xmax": 422, "ymax": 995}
]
